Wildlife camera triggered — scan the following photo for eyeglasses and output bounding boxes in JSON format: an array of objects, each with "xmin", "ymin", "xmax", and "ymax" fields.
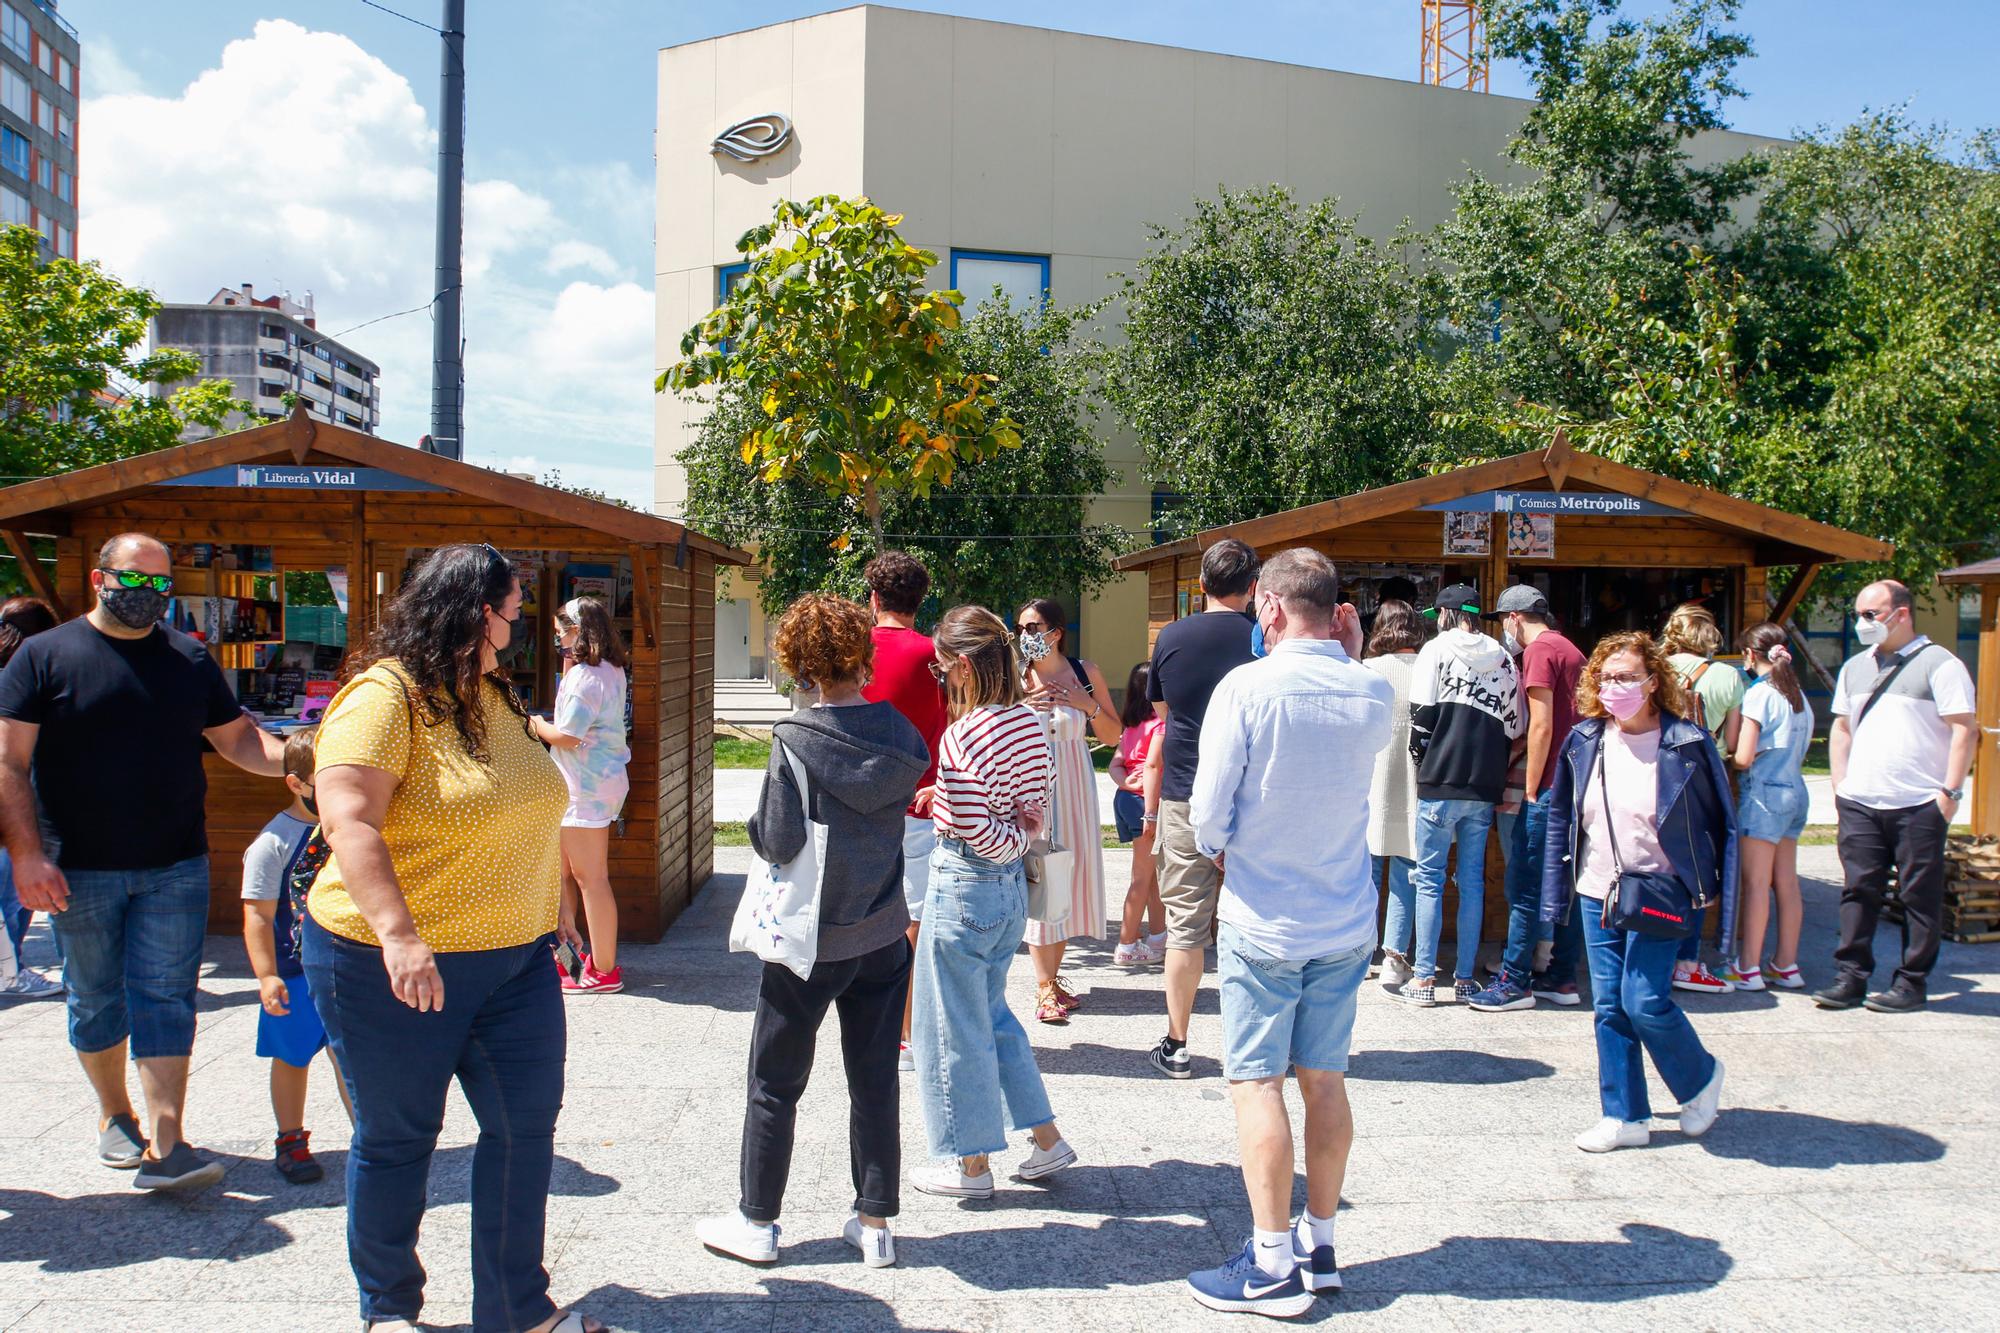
[
  {"xmin": 1856, "ymin": 608, "xmax": 1899, "ymax": 622},
  {"xmin": 928, "ymin": 660, "xmax": 951, "ymax": 683},
  {"xmin": 1599, "ymin": 671, "xmax": 1651, "ymax": 687},
  {"xmin": 99, "ymin": 568, "xmax": 173, "ymax": 595}
]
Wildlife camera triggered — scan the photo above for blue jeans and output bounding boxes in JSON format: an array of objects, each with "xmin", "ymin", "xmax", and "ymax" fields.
[
  {"xmin": 50, "ymin": 855, "xmax": 209, "ymax": 1057},
  {"xmin": 1375, "ymin": 855, "xmax": 1416, "ymax": 957},
  {"xmin": 302, "ymin": 915, "xmax": 565, "ymax": 1332},
  {"xmin": 1411, "ymin": 799, "xmax": 1492, "ymax": 980},
  {"xmin": 0, "ymin": 848, "xmax": 32, "ymax": 970},
  {"xmin": 1502, "ymin": 788, "xmax": 1582, "ymax": 986},
  {"xmin": 1582, "ymin": 908, "xmax": 1716, "ymax": 1122},
  {"xmin": 911, "ymin": 840, "xmax": 1054, "ymax": 1159}
]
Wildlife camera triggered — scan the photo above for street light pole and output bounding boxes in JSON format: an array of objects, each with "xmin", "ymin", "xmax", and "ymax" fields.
[{"xmin": 427, "ymin": 0, "xmax": 466, "ymax": 459}]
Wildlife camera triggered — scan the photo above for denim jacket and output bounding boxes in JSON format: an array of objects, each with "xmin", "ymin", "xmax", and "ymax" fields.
[{"xmin": 1540, "ymin": 713, "xmax": 1740, "ymax": 941}]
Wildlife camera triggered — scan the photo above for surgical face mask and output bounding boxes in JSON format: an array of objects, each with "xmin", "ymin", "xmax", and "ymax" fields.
[
  {"xmin": 99, "ymin": 584, "xmax": 167, "ymax": 630},
  {"xmin": 1017, "ymin": 630, "xmax": 1054, "ymax": 663},
  {"xmin": 1854, "ymin": 614, "xmax": 1889, "ymax": 647},
  {"xmin": 1503, "ymin": 630, "xmax": 1522, "ymax": 656},
  {"xmin": 1598, "ymin": 679, "xmax": 1650, "ymax": 720},
  {"xmin": 1250, "ymin": 617, "xmax": 1268, "ymax": 658}
]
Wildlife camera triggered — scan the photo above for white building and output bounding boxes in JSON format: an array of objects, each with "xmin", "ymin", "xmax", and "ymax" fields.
[{"xmin": 654, "ymin": 4, "xmax": 1778, "ymax": 679}]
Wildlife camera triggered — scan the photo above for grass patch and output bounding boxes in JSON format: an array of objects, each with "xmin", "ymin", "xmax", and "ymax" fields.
[
  {"xmin": 1802, "ymin": 736, "xmax": 1830, "ymax": 776},
  {"xmin": 715, "ymin": 737, "xmax": 772, "ymax": 770}
]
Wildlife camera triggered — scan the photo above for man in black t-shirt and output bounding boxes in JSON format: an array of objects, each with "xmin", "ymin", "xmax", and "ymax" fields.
[
  {"xmin": 0, "ymin": 532, "xmax": 286, "ymax": 1192},
  {"xmin": 1142, "ymin": 537, "xmax": 1259, "ymax": 1079}
]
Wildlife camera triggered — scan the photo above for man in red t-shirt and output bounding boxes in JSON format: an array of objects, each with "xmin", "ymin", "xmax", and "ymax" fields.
[
  {"xmin": 859, "ymin": 552, "xmax": 947, "ymax": 1067},
  {"xmin": 1471, "ymin": 585, "xmax": 1588, "ymax": 1012}
]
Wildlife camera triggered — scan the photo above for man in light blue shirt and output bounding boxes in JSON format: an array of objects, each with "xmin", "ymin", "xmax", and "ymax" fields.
[{"xmin": 1184, "ymin": 548, "xmax": 1394, "ymax": 1316}]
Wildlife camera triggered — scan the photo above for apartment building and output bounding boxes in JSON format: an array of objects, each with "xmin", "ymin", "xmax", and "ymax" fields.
[
  {"xmin": 0, "ymin": 0, "xmax": 79, "ymax": 260},
  {"xmin": 149, "ymin": 285, "xmax": 382, "ymax": 439}
]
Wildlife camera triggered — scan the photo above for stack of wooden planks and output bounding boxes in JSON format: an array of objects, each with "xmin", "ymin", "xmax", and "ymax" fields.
[{"xmin": 1943, "ymin": 836, "xmax": 2000, "ymax": 943}]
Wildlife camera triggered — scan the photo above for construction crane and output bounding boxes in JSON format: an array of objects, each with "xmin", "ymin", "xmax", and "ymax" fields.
[{"xmin": 1420, "ymin": 0, "xmax": 1489, "ymax": 92}]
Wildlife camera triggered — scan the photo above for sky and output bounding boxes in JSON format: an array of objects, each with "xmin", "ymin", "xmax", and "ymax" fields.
[{"xmin": 61, "ymin": 0, "xmax": 2000, "ymax": 510}]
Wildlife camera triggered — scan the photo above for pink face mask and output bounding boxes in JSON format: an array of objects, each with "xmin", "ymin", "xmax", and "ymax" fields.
[{"xmin": 1598, "ymin": 679, "xmax": 1650, "ymax": 720}]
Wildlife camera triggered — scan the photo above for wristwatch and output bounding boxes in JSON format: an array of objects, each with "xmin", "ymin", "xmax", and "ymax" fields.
[
  {"xmin": 1943, "ymin": 786, "xmax": 1965, "ymax": 801},
  {"xmin": 1141, "ymin": 812, "xmax": 1159, "ymax": 825}
]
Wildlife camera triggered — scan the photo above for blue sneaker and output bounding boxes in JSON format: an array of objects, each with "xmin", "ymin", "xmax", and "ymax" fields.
[
  {"xmin": 1467, "ymin": 977, "xmax": 1535, "ymax": 1012},
  {"xmin": 1187, "ymin": 1241, "xmax": 1314, "ymax": 1317},
  {"xmin": 1292, "ymin": 1228, "xmax": 1342, "ymax": 1292}
]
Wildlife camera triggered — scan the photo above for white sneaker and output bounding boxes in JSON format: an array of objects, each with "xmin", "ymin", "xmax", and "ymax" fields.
[
  {"xmin": 696, "ymin": 1212, "xmax": 779, "ymax": 1264},
  {"xmin": 1381, "ymin": 952, "xmax": 1415, "ymax": 987},
  {"xmin": 1113, "ymin": 939, "xmax": 1163, "ymax": 966},
  {"xmin": 1012, "ymin": 1137, "xmax": 1077, "ymax": 1181},
  {"xmin": 1723, "ymin": 961, "xmax": 1765, "ymax": 991},
  {"xmin": 911, "ymin": 1162, "xmax": 994, "ymax": 1199},
  {"xmin": 1575, "ymin": 1117, "xmax": 1651, "ymax": 1153},
  {"xmin": 1679, "ymin": 1057, "xmax": 1726, "ymax": 1138},
  {"xmin": 897, "ymin": 1041, "xmax": 914, "ymax": 1073},
  {"xmin": 0, "ymin": 968, "xmax": 63, "ymax": 999},
  {"xmin": 842, "ymin": 1214, "xmax": 895, "ymax": 1268},
  {"xmin": 1766, "ymin": 964, "xmax": 1807, "ymax": 990}
]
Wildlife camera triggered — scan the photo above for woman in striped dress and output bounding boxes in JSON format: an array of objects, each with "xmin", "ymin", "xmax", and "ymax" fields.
[{"xmin": 1015, "ymin": 599, "xmax": 1121, "ymax": 1024}]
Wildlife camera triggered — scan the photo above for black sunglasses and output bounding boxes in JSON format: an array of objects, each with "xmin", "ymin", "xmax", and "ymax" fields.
[{"xmin": 99, "ymin": 568, "xmax": 174, "ymax": 595}]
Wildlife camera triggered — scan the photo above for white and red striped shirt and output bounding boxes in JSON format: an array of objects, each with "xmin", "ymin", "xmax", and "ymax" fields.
[{"xmin": 932, "ymin": 704, "xmax": 1053, "ymax": 863}]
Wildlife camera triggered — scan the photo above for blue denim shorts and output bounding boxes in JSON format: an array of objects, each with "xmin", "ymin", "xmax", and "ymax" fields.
[
  {"xmin": 51, "ymin": 855, "xmax": 210, "ymax": 1058},
  {"xmin": 256, "ymin": 966, "xmax": 329, "ymax": 1068},
  {"xmin": 1739, "ymin": 777, "xmax": 1808, "ymax": 843},
  {"xmin": 1218, "ymin": 922, "xmax": 1372, "ymax": 1081},
  {"xmin": 1112, "ymin": 789, "xmax": 1145, "ymax": 844}
]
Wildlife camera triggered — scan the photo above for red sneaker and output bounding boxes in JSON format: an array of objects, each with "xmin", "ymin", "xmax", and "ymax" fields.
[
  {"xmin": 1671, "ymin": 961, "xmax": 1733, "ymax": 994},
  {"xmin": 562, "ymin": 959, "xmax": 624, "ymax": 994}
]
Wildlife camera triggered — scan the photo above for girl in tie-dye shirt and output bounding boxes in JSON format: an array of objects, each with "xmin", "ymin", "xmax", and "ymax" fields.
[{"xmin": 529, "ymin": 597, "xmax": 631, "ymax": 991}]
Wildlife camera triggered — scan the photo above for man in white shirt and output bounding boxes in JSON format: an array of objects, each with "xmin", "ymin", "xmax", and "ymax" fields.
[
  {"xmin": 1819, "ymin": 579, "xmax": 1977, "ymax": 1013},
  {"xmin": 1183, "ymin": 549, "xmax": 1393, "ymax": 1316}
]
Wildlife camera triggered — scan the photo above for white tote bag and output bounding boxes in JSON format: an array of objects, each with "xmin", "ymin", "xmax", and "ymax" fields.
[{"xmin": 728, "ymin": 740, "xmax": 828, "ymax": 979}]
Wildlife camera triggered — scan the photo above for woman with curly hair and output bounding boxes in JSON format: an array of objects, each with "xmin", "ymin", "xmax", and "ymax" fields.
[
  {"xmin": 529, "ymin": 597, "xmax": 631, "ymax": 993},
  {"xmin": 1543, "ymin": 631, "xmax": 1735, "ymax": 1154},
  {"xmin": 698, "ymin": 592, "xmax": 929, "ymax": 1270},
  {"xmin": 304, "ymin": 544, "xmax": 605, "ymax": 1333}
]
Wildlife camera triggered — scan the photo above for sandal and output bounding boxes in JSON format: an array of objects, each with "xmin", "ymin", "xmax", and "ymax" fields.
[
  {"xmin": 1034, "ymin": 980, "xmax": 1069, "ymax": 1024},
  {"xmin": 549, "ymin": 1313, "xmax": 607, "ymax": 1333},
  {"xmin": 1052, "ymin": 975, "xmax": 1082, "ymax": 1012}
]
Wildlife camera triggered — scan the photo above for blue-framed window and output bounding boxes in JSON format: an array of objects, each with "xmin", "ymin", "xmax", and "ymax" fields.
[
  {"xmin": 717, "ymin": 261, "xmax": 749, "ymax": 305},
  {"xmin": 950, "ymin": 250, "xmax": 1050, "ymax": 315},
  {"xmin": 0, "ymin": 127, "xmax": 28, "ymax": 181}
]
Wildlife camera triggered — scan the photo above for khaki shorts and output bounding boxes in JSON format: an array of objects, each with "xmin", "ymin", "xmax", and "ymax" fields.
[{"xmin": 1158, "ymin": 800, "xmax": 1221, "ymax": 951}]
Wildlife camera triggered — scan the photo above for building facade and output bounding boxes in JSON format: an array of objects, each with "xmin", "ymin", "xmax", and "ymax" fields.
[
  {"xmin": 654, "ymin": 4, "xmax": 1780, "ymax": 679},
  {"xmin": 0, "ymin": 0, "xmax": 78, "ymax": 261},
  {"xmin": 148, "ymin": 285, "xmax": 382, "ymax": 439}
]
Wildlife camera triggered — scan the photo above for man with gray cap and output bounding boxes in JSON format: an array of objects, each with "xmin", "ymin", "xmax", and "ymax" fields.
[{"xmin": 1470, "ymin": 585, "xmax": 1588, "ymax": 1012}]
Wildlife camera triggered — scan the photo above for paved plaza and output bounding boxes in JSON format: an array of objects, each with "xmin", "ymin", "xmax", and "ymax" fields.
[{"xmin": 1, "ymin": 845, "xmax": 1995, "ymax": 1331}]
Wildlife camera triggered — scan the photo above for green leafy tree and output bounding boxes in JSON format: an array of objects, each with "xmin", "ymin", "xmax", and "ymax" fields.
[
  {"xmin": 0, "ymin": 226, "xmax": 244, "ymax": 480},
  {"xmin": 1106, "ymin": 186, "xmax": 1475, "ymax": 533},
  {"xmin": 661, "ymin": 195, "xmax": 1019, "ymax": 552},
  {"xmin": 679, "ymin": 295, "xmax": 1124, "ymax": 620}
]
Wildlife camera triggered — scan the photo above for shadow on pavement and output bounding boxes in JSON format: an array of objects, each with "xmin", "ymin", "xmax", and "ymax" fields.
[
  {"xmin": 1682, "ymin": 1108, "xmax": 1947, "ymax": 1168},
  {"xmin": 1057, "ymin": 983, "xmax": 1217, "ymax": 1019},
  {"xmin": 1348, "ymin": 1048, "xmax": 1557, "ymax": 1084},
  {"xmin": 505, "ymin": 1279, "xmax": 965, "ymax": 1333},
  {"xmin": 1031, "ymin": 1041, "xmax": 1224, "ymax": 1081},
  {"xmin": 1336, "ymin": 1222, "xmax": 1732, "ymax": 1301}
]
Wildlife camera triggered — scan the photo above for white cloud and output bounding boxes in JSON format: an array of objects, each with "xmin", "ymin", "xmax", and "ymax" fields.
[
  {"xmin": 81, "ymin": 38, "xmax": 147, "ymax": 97},
  {"xmin": 78, "ymin": 18, "xmax": 656, "ymax": 511}
]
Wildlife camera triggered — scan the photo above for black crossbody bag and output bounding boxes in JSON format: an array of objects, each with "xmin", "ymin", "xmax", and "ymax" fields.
[{"xmin": 1593, "ymin": 739, "xmax": 1698, "ymax": 939}]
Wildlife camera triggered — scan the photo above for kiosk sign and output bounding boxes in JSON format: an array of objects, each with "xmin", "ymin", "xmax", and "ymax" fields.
[
  {"xmin": 1422, "ymin": 490, "xmax": 1685, "ymax": 518},
  {"xmin": 162, "ymin": 465, "xmax": 444, "ymax": 492}
]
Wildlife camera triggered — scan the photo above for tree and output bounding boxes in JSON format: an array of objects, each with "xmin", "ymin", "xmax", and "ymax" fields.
[
  {"xmin": 1106, "ymin": 186, "xmax": 1473, "ymax": 534},
  {"xmin": 0, "ymin": 226, "xmax": 244, "ymax": 481},
  {"xmin": 661, "ymin": 195, "xmax": 1019, "ymax": 552},
  {"xmin": 678, "ymin": 294, "xmax": 1124, "ymax": 620}
]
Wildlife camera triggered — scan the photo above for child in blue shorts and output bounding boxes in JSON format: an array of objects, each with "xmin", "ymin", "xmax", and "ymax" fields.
[{"xmin": 241, "ymin": 729, "xmax": 351, "ymax": 1183}]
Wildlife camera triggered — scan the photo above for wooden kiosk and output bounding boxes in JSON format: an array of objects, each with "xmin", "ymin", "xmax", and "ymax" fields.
[
  {"xmin": 0, "ymin": 408, "xmax": 749, "ymax": 942},
  {"xmin": 1115, "ymin": 434, "xmax": 1894, "ymax": 944}
]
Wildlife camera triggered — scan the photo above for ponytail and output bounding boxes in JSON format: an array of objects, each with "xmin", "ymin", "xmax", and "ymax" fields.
[{"xmin": 1738, "ymin": 621, "xmax": 1805, "ymax": 714}]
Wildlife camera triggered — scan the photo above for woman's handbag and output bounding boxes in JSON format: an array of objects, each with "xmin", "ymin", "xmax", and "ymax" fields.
[
  {"xmin": 1593, "ymin": 739, "xmax": 1699, "ymax": 940},
  {"xmin": 1021, "ymin": 713, "xmax": 1072, "ymax": 928},
  {"xmin": 728, "ymin": 740, "xmax": 827, "ymax": 979}
]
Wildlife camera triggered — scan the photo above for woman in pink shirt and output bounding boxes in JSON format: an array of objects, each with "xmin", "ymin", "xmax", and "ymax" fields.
[{"xmin": 1109, "ymin": 663, "xmax": 1167, "ymax": 965}]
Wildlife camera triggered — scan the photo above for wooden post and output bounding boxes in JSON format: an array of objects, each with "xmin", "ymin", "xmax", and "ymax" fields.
[
  {"xmin": 1975, "ymin": 583, "xmax": 2000, "ymax": 838},
  {"xmin": 346, "ymin": 497, "xmax": 371, "ymax": 651},
  {"xmin": 2, "ymin": 529, "xmax": 68, "ymax": 620}
]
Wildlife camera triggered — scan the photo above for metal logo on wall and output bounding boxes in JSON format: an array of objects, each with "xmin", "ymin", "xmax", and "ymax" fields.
[{"xmin": 711, "ymin": 114, "xmax": 793, "ymax": 162}]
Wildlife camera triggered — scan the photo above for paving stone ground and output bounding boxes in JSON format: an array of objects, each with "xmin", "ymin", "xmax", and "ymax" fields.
[{"xmin": 1, "ymin": 845, "xmax": 1995, "ymax": 1330}]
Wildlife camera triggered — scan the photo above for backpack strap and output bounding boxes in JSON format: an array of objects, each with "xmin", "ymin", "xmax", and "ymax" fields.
[{"xmin": 1855, "ymin": 641, "xmax": 1941, "ymax": 731}]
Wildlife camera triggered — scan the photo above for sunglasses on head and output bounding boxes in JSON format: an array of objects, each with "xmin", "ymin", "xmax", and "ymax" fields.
[{"xmin": 99, "ymin": 568, "xmax": 173, "ymax": 594}]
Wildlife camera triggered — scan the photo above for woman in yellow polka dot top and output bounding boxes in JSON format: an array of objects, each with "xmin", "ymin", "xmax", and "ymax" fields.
[{"xmin": 300, "ymin": 543, "xmax": 604, "ymax": 1333}]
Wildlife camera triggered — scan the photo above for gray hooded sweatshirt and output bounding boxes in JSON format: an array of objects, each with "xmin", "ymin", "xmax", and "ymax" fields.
[{"xmin": 748, "ymin": 702, "xmax": 930, "ymax": 963}]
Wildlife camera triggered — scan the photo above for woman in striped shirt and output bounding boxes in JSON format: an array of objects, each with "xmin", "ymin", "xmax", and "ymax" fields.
[{"xmin": 908, "ymin": 607, "xmax": 1077, "ymax": 1199}]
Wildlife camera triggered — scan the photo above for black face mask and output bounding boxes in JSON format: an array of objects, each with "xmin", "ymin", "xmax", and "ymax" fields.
[
  {"xmin": 100, "ymin": 585, "xmax": 167, "ymax": 630},
  {"xmin": 301, "ymin": 793, "xmax": 318, "ymax": 818},
  {"xmin": 491, "ymin": 611, "xmax": 528, "ymax": 667}
]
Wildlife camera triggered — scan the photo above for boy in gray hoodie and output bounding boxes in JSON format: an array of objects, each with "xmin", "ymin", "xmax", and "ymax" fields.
[{"xmin": 700, "ymin": 594, "xmax": 930, "ymax": 1272}]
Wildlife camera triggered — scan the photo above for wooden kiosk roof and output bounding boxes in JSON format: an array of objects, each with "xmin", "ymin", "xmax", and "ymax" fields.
[
  {"xmin": 0, "ymin": 409, "xmax": 751, "ymax": 564},
  {"xmin": 1114, "ymin": 435, "xmax": 1893, "ymax": 572}
]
